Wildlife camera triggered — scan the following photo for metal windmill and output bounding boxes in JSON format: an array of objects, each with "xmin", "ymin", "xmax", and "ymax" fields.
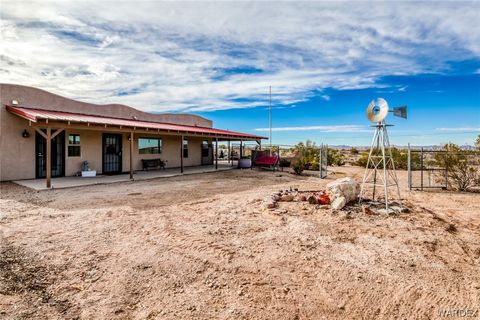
[{"xmin": 359, "ymin": 98, "xmax": 407, "ymax": 210}]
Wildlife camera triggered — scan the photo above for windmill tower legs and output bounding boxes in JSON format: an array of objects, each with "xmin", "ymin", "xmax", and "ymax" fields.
[{"xmin": 359, "ymin": 122, "xmax": 401, "ymax": 210}]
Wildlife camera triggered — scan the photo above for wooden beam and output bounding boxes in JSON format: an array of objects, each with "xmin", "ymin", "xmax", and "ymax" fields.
[
  {"xmin": 215, "ymin": 137, "xmax": 218, "ymax": 170},
  {"xmin": 46, "ymin": 128, "xmax": 52, "ymax": 188},
  {"xmin": 34, "ymin": 127, "xmax": 47, "ymax": 139},
  {"xmin": 180, "ymin": 135, "xmax": 184, "ymax": 173},
  {"xmin": 29, "ymin": 121, "xmax": 264, "ymax": 141},
  {"xmin": 129, "ymin": 131, "xmax": 134, "ymax": 180},
  {"xmin": 51, "ymin": 128, "xmax": 65, "ymax": 140},
  {"xmin": 227, "ymin": 140, "xmax": 230, "ymax": 163}
]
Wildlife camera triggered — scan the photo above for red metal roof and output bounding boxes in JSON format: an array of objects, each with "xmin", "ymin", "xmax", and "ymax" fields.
[{"xmin": 6, "ymin": 105, "xmax": 266, "ymax": 140}]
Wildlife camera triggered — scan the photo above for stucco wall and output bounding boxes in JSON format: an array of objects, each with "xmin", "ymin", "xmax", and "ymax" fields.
[
  {"xmin": 0, "ymin": 84, "xmax": 216, "ymax": 181},
  {"xmin": 64, "ymin": 129, "xmax": 103, "ymax": 176},
  {"xmin": 0, "ymin": 106, "xmax": 36, "ymax": 181},
  {"xmin": 0, "ymin": 116, "xmax": 211, "ymax": 180}
]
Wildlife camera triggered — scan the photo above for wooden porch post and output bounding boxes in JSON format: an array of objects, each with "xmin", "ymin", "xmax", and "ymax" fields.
[
  {"xmin": 215, "ymin": 137, "xmax": 218, "ymax": 170},
  {"xmin": 227, "ymin": 140, "xmax": 230, "ymax": 163},
  {"xmin": 129, "ymin": 131, "xmax": 134, "ymax": 180},
  {"xmin": 180, "ymin": 135, "xmax": 184, "ymax": 173},
  {"xmin": 46, "ymin": 128, "xmax": 52, "ymax": 188},
  {"xmin": 34, "ymin": 128, "xmax": 64, "ymax": 189}
]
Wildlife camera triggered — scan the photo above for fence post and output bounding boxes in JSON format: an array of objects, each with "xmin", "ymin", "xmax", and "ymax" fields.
[
  {"xmin": 319, "ymin": 144, "xmax": 322, "ymax": 178},
  {"xmin": 407, "ymin": 143, "xmax": 411, "ymax": 191},
  {"xmin": 445, "ymin": 149, "xmax": 448, "ymax": 190},
  {"xmin": 420, "ymin": 147, "xmax": 424, "ymax": 191}
]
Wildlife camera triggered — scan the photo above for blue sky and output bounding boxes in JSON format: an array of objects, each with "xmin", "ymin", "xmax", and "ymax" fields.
[{"xmin": 1, "ymin": 1, "xmax": 479, "ymax": 146}]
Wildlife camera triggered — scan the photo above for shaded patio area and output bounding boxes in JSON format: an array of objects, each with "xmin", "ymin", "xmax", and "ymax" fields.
[{"xmin": 13, "ymin": 162, "xmax": 235, "ymax": 190}]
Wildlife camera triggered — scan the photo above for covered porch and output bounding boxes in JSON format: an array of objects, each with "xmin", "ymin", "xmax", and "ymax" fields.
[
  {"xmin": 7, "ymin": 105, "xmax": 266, "ymax": 189},
  {"xmin": 14, "ymin": 161, "xmax": 234, "ymax": 191}
]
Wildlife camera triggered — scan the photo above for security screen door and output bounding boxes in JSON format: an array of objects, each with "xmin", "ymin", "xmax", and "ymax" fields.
[{"xmin": 103, "ymin": 133, "xmax": 123, "ymax": 174}]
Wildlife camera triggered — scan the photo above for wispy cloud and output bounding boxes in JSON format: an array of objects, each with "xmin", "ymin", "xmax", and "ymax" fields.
[
  {"xmin": 255, "ymin": 125, "xmax": 367, "ymax": 132},
  {"xmin": 1, "ymin": 1, "xmax": 479, "ymax": 112},
  {"xmin": 435, "ymin": 127, "xmax": 480, "ymax": 132}
]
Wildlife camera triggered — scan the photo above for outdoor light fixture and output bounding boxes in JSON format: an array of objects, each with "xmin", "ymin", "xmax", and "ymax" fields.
[
  {"xmin": 11, "ymin": 100, "xmax": 18, "ymax": 105},
  {"xmin": 22, "ymin": 129, "xmax": 30, "ymax": 138}
]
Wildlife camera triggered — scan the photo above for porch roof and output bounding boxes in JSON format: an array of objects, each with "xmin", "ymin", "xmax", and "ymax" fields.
[{"xmin": 7, "ymin": 105, "xmax": 266, "ymax": 140}]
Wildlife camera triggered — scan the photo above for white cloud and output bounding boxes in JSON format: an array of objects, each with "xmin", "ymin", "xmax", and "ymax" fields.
[
  {"xmin": 435, "ymin": 127, "xmax": 480, "ymax": 132},
  {"xmin": 321, "ymin": 95, "xmax": 331, "ymax": 101},
  {"xmin": 255, "ymin": 125, "xmax": 368, "ymax": 132},
  {"xmin": 0, "ymin": 1, "xmax": 479, "ymax": 112}
]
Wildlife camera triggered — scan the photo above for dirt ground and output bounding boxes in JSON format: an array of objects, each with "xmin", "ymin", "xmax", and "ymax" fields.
[{"xmin": 1, "ymin": 167, "xmax": 479, "ymax": 319}]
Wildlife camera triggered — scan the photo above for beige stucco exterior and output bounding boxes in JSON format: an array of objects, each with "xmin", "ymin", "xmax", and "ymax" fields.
[
  {"xmin": 61, "ymin": 129, "xmax": 209, "ymax": 176},
  {"xmin": 0, "ymin": 84, "xmax": 257, "ymax": 182}
]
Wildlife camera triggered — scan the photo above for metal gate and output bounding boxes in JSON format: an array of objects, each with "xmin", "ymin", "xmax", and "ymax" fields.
[
  {"xmin": 319, "ymin": 143, "xmax": 328, "ymax": 179},
  {"xmin": 408, "ymin": 145, "xmax": 480, "ymax": 191}
]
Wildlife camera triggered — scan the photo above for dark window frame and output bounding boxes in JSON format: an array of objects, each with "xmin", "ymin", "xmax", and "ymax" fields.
[
  {"xmin": 183, "ymin": 139, "xmax": 189, "ymax": 158},
  {"xmin": 201, "ymin": 140, "xmax": 209, "ymax": 157},
  {"xmin": 68, "ymin": 134, "xmax": 80, "ymax": 145},
  {"xmin": 138, "ymin": 137, "xmax": 163, "ymax": 155},
  {"xmin": 68, "ymin": 133, "xmax": 81, "ymax": 157}
]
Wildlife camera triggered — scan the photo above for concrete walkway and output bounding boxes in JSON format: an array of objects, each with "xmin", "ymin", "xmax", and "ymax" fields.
[{"xmin": 13, "ymin": 162, "xmax": 236, "ymax": 190}]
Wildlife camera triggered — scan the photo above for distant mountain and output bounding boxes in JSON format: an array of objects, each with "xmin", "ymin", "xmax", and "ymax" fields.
[{"xmin": 329, "ymin": 144, "xmax": 477, "ymax": 150}]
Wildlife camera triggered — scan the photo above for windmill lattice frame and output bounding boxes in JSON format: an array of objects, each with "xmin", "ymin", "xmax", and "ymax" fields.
[{"xmin": 359, "ymin": 98, "xmax": 406, "ymax": 210}]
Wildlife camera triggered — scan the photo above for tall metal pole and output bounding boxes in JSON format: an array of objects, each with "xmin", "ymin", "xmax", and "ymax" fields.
[
  {"xmin": 269, "ymin": 86, "xmax": 272, "ymax": 154},
  {"xmin": 319, "ymin": 143, "xmax": 323, "ymax": 178},
  {"xmin": 359, "ymin": 126, "xmax": 379, "ymax": 203},
  {"xmin": 372, "ymin": 124, "xmax": 381, "ymax": 201},
  {"xmin": 385, "ymin": 126, "xmax": 401, "ymax": 201},
  {"xmin": 380, "ymin": 124, "xmax": 389, "ymax": 210},
  {"xmin": 420, "ymin": 147, "xmax": 424, "ymax": 191}
]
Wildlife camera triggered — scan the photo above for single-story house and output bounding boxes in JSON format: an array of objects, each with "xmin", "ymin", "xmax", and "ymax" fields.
[{"xmin": 0, "ymin": 84, "xmax": 266, "ymax": 187}]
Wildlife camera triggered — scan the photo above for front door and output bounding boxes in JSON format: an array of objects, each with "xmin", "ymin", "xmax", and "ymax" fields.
[
  {"xmin": 103, "ymin": 134, "xmax": 123, "ymax": 174},
  {"xmin": 35, "ymin": 130, "xmax": 65, "ymax": 178},
  {"xmin": 201, "ymin": 140, "xmax": 213, "ymax": 165}
]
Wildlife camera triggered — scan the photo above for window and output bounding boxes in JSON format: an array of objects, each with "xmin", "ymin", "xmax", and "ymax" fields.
[
  {"xmin": 139, "ymin": 137, "xmax": 162, "ymax": 154},
  {"xmin": 201, "ymin": 140, "xmax": 209, "ymax": 157},
  {"xmin": 68, "ymin": 134, "xmax": 81, "ymax": 157},
  {"xmin": 183, "ymin": 139, "xmax": 189, "ymax": 158}
]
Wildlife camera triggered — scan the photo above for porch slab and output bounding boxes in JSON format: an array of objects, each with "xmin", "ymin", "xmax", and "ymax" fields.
[{"xmin": 13, "ymin": 162, "xmax": 235, "ymax": 191}]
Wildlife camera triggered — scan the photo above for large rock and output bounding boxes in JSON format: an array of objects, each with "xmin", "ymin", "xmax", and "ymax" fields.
[{"xmin": 326, "ymin": 178, "xmax": 360, "ymax": 210}]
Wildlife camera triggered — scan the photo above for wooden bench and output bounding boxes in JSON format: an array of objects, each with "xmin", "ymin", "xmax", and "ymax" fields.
[{"xmin": 141, "ymin": 158, "xmax": 166, "ymax": 171}]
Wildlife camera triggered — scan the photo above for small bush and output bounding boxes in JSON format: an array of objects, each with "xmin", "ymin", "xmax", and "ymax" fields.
[
  {"xmin": 327, "ymin": 149, "xmax": 345, "ymax": 166},
  {"xmin": 293, "ymin": 159, "xmax": 305, "ymax": 175}
]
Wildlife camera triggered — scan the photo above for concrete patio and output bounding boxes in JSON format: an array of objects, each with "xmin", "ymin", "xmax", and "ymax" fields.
[{"xmin": 13, "ymin": 162, "xmax": 236, "ymax": 190}]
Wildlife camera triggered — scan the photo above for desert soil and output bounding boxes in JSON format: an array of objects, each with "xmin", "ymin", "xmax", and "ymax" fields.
[{"xmin": 1, "ymin": 167, "xmax": 479, "ymax": 319}]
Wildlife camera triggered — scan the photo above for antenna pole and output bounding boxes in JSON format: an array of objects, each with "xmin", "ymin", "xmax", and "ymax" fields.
[{"xmin": 269, "ymin": 86, "xmax": 272, "ymax": 154}]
